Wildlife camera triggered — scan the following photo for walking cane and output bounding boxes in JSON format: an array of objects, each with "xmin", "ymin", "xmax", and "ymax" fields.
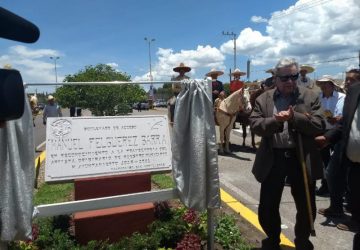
[{"xmin": 297, "ymin": 133, "xmax": 316, "ymax": 236}]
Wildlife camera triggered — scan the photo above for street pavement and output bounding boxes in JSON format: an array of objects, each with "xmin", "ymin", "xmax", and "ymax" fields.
[{"xmin": 34, "ymin": 107, "xmax": 356, "ymax": 249}]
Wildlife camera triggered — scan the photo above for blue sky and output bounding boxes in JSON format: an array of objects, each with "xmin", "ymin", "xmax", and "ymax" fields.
[{"xmin": 1, "ymin": 0, "xmax": 359, "ymax": 93}]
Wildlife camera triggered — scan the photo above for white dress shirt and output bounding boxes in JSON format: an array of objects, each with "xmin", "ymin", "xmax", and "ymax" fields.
[{"xmin": 319, "ymin": 91, "xmax": 345, "ymax": 129}]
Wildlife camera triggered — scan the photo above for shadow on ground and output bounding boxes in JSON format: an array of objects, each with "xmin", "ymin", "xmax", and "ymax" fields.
[
  {"xmin": 217, "ymin": 143, "xmax": 256, "ymax": 160},
  {"xmin": 229, "ymin": 143, "xmax": 257, "ymax": 153}
]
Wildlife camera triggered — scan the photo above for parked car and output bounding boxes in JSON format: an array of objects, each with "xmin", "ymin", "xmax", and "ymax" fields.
[
  {"xmin": 154, "ymin": 99, "xmax": 167, "ymax": 108},
  {"xmin": 132, "ymin": 102, "xmax": 149, "ymax": 110},
  {"xmin": 141, "ymin": 102, "xmax": 149, "ymax": 110}
]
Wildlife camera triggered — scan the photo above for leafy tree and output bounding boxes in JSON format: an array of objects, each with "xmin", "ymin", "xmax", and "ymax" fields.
[
  {"xmin": 55, "ymin": 64, "xmax": 147, "ymax": 115},
  {"xmin": 155, "ymin": 83, "xmax": 173, "ymax": 101}
]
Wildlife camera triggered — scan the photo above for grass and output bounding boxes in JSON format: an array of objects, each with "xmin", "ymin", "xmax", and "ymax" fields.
[
  {"xmin": 34, "ymin": 182, "xmax": 73, "ymax": 205},
  {"xmin": 34, "ymin": 173, "xmax": 173, "ymax": 205},
  {"xmin": 151, "ymin": 173, "xmax": 175, "ymax": 189}
]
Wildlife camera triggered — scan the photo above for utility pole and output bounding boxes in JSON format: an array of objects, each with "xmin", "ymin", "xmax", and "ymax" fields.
[
  {"xmin": 49, "ymin": 56, "xmax": 60, "ymax": 83},
  {"xmin": 144, "ymin": 37, "xmax": 155, "ymax": 102},
  {"xmin": 247, "ymin": 59, "xmax": 251, "ymax": 81},
  {"xmin": 144, "ymin": 37, "xmax": 155, "ymax": 81},
  {"xmin": 222, "ymin": 31, "xmax": 237, "ymax": 71},
  {"xmin": 358, "ymin": 50, "xmax": 360, "ymax": 68}
]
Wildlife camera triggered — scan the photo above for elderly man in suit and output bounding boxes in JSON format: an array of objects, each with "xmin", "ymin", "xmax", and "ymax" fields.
[
  {"xmin": 316, "ymin": 68, "xmax": 360, "ymax": 249},
  {"xmin": 250, "ymin": 58, "xmax": 326, "ymax": 250}
]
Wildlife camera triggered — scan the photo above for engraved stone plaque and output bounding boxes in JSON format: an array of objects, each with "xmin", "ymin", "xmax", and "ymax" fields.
[{"xmin": 45, "ymin": 115, "xmax": 172, "ymax": 182}]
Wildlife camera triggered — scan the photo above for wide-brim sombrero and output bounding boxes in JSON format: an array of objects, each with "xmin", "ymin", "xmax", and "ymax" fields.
[
  {"xmin": 300, "ymin": 65, "xmax": 315, "ymax": 74},
  {"xmin": 206, "ymin": 68, "xmax": 224, "ymax": 77},
  {"xmin": 231, "ymin": 68, "xmax": 246, "ymax": 76},
  {"xmin": 316, "ymin": 75, "xmax": 342, "ymax": 88},
  {"xmin": 173, "ymin": 62, "xmax": 191, "ymax": 73}
]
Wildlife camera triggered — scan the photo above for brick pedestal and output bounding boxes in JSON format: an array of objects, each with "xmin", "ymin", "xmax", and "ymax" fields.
[{"xmin": 74, "ymin": 173, "xmax": 155, "ymax": 244}]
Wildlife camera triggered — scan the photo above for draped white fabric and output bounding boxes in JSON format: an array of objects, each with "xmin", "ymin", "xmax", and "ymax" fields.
[
  {"xmin": 0, "ymin": 98, "xmax": 34, "ymax": 241},
  {"xmin": 172, "ymin": 79, "xmax": 220, "ymax": 211}
]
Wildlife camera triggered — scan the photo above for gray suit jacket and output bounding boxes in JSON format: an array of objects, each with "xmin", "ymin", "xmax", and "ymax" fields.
[{"xmin": 250, "ymin": 86, "xmax": 326, "ymax": 183}]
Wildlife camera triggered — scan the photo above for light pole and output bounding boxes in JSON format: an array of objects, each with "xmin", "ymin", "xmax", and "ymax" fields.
[
  {"xmin": 49, "ymin": 56, "xmax": 60, "ymax": 83},
  {"xmin": 222, "ymin": 31, "xmax": 237, "ymax": 71},
  {"xmin": 144, "ymin": 37, "xmax": 155, "ymax": 81},
  {"xmin": 144, "ymin": 37, "xmax": 155, "ymax": 102}
]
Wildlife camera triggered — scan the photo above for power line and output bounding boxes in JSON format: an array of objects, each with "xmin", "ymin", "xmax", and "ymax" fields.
[
  {"xmin": 303, "ymin": 56, "xmax": 357, "ymax": 66},
  {"xmin": 271, "ymin": 0, "xmax": 333, "ymax": 20}
]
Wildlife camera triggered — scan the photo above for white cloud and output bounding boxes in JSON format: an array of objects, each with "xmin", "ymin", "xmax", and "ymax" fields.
[
  {"xmin": 251, "ymin": 16, "xmax": 268, "ymax": 23},
  {"xmin": 106, "ymin": 62, "xmax": 119, "ymax": 69},
  {"xmin": 133, "ymin": 45, "xmax": 226, "ymax": 81},
  {"xmin": 220, "ymin": 0, "xmax": 360, "ymax": 70},
  {"xmin": 10, "ymin": 45, "xmax": 58, "ymax": 59},
  {"xmin": 221, "ymin": 28, "xmax": 273, "ymax": 57},
  {"xmin": 0, "ymin": 45, "xmax": 62, "ymax": 92},
  {"xmin": 0, "ymin": 45, "xmax": 61, "ymax": 82}
]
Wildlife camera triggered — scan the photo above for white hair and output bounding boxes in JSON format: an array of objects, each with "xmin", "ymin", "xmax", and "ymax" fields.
[{"xmin": 274, "ymin": 58, "xmax": 299, "ymax": 75}]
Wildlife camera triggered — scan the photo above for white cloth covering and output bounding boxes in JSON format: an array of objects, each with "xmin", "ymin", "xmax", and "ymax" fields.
[
  {"xmin": 0, "ymin": 97, "xmax": 34, "ymax": 241},
  {"xmin": 171, "ymin": 79, "xmax": 220, "ymax": 211}
]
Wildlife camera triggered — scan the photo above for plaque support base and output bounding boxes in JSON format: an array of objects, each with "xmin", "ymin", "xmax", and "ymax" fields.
[{"xmin": 73, "ymin": 173, "xmax": 155, "ymax": 244}]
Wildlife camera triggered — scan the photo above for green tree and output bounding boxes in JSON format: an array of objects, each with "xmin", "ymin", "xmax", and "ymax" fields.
[
  {"xmin": 55, "ymin": 64, "xmax": 147, "ymax": 116},
  {"xmin": 155, "ymin": 82, "xmax": 173, "ymax": 101}
]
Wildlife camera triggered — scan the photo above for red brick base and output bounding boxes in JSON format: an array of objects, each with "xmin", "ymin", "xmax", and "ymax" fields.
[
  {"xmin": 74, "ymin": 203, "xmax": 154, "ymax": 244},
  {"xmin": 73, "ymin": 173, "xmax": 154, "ymax": 244}
]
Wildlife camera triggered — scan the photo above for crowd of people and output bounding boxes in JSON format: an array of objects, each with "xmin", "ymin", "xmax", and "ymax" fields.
[{"xmin": 167, "ymin": 59, "xmax": 359, "ymax": 250}]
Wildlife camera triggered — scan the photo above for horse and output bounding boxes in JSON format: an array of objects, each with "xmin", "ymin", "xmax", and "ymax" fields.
[
  {"xmin": 235, "ymin": 81, "xmax": 274, "ymax": 148},
  {"xmin": 215, "ymin": 87, "xmax": 252, "ymax": 154},
  {"xmin": 236, "ymin": 83, "xmax": 264, "ymax": 148},
  {"xmin": 29, "ymin": 95, "xmax": 40, "ymax": 126}
]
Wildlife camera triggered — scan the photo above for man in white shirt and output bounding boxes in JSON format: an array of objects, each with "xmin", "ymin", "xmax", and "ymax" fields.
[
  {"xmin": 42, "ymin": 95, "xmax": 62, "ymax": 125},
  {"xmin": 315, "ymin": 76, "xmax": 345, "ymax": 196},
  {"xmin": 316, "ymin": 69, "xmax": 360, "ymax": 249}
]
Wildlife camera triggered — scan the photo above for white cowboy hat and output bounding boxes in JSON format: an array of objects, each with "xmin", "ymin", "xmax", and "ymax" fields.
[
  {"xmin": 47, "ymin": 95, "xmax": 54, "ymax": 101},
  {"xmin": 173, "ymin": 62, "xmax": 191, "ymax": 73},
  {"xmin": 231, "ymin": 68, "xmax": 246, "ymax": 76},
  {"xmin": 316, "ymin": 75, "xmax": 342, "ymax": 88},
  {"xmin": 206, "ymin": 68, "xmax": 224, "ymax": 77},
  {"xmin": 300, "ymin": 65, "xmax": 315, "ymax": 74}
]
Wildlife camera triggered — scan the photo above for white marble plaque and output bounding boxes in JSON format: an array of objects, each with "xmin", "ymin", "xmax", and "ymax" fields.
[{"xmin": 45, "ymin": 115, "xmax": 172, "ymax": 182}]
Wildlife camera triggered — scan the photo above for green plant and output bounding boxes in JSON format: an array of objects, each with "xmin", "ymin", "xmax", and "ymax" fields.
[
  {"xmin": 176, "ymin": 233, "xmax": 202, "ymax": 249},
  {"xmin": 150, "ymin": 216, "xmax": 187, "ymax": 248},
  {"xmin": 215, "ymin": 213, "xmax": 251, "ymax": 250}
]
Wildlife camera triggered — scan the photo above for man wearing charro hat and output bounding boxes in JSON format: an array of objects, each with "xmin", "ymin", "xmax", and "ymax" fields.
[
  {"xmin": 42, "ymin": 95, "xmax": 62, "ymax": 125},
  {"xmin": 172, "ymin": 62, "xmax": 191, "ymax": 81},
  {"xmin": 168, "ymin": 63, "xmax": 191, "ymax": 125},
  {"xmin": 229, "ymin": 68, "xmax": 246, "ymax": 94},
  {"xmin": 298, "ymin": 65, "xmax": 315, "ymax": 89},
  {"xmin": 206, "ymin": 68, "xmax": 225, "ymax": 103}
]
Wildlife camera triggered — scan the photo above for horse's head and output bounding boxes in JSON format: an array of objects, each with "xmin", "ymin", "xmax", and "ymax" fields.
[
  {"xmin": 240, "ymin": 87, "xmax": 252, "ymax": 113},
  {"xmin": 29, "ymin": 95, "xmax": 39, "ymax": 115}
]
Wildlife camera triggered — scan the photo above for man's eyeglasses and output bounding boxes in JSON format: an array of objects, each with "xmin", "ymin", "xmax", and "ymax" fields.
[{"xmin": 277, "ymin": 73, "xmax": 299, "ymax": 82}]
